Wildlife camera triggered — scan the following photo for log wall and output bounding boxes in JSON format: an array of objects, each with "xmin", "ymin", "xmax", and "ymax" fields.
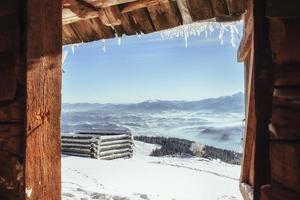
[
  {"xmin": 61, "ymin": 134, "xmax": 133, "ymax": 160},
  {"xmin": 0, "ymin": 1, "xmax": 25, "ymax": 199},
  {"xmin": 0, "ymin": 1, "xmax": 62, "ymax": 199},
  {"xmin": 240, "ymin": 0, "xmax": 300, "ymax": 199}
]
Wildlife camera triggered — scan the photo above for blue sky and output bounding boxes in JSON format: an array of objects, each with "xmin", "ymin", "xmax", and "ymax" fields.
[{"xmin": 62, "ymin": 23, "xmax": 244, "ymax": 103}]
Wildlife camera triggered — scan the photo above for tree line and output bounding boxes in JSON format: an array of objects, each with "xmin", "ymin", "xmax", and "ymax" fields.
[{"xmin": 134, "ymin": 136, "xmax": 242, "ymax": 165}]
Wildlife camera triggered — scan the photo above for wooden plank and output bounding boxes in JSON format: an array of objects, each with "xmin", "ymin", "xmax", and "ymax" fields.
[
  {"xmin": 260, "ymin": 184, "xmax": 271, "ymax": 200},
  {"xmin": 62, "ymin": 147, "xmax": 93, "ymax": 154},
  {"xmin": 269, "ymin": 18, "xmax": 300, "ymax": 65},
  {"xmin": 0, "ymin": 1, "xmax": 24, "ymax": 199},
  {"xmin": 99, "ymin": 6, "xmax": 122, "ymax": 26},
  {"xmin": 210, "ymin": 0, "xmax": 229, "ymax": 17},
  {"xmin": 99, "ymin": 148, "xmax": 132, "ymax": 156},
  {"xmin": 62, "ymin": 0, "xmax": 99, "ymax": 24},
  {"xmin": 252, "ymin": 0, "xmax": 273, "ymax": 199},
  {"xmin": 63, "ymin": 23, "xmax": 83, "ymax": 44},
  {"xmin": 61, "ymin": 143, "xmax": 93, "ymax": 148},
  {"xmin": 0, "ymin": 124, "xmax": 23, "ymax": 155},
  {"xmin": 62, "ymin": 151, "xmax": 92, "ymax": 158},
  {"xmin": 274, "ymin": 88, "xmax": 300, "ymax": 101},
  {"xmin": 215, "ymin": 15, "xmax": 242, "ymax": 22},
  {"xmin": 269, "ymin": 182, "xmax": 300, "ymax": 200},
  {"xmin": 270, "ymin": 105, "xmax": 300, "ymax": 140},
  {"xmin": 70, "ymin": 20, "xmax": 102, "ymax": 42},
  {"xmin": 176, "ymin": 0, "xmax": 193, "ymax": 24},
  {"xmin": 274, "ymin": 64, "xmax": 300, "ymax": 87},
  {"xmin": 266, "ymin": 0, "xmax": 300, "ymax": 18},
  {"xmin": 147, "ymin": 1, "xmax": 182, "ymax": 31},
  {"xmin": 100, "ymin": 143, "xmax": 132, "ymax": 151},
  {"xmin": 273, "ymin": 96, "xmax": 300, "ymax": 110},
  {"xmin": 25, "ymin": 0, "xmax": 62, "ymax": 199},
  {"xmin": 85, "ymin": 0, "xmax": 137, "ymax": 7},
  {"xmin": 86, "ymin": 17, "xmax": 115, "ymax": 39},
  {"xmin": 226, "ymin": 0, "xmax": 246, "ymax": 15},
  {"xmin": 237, "ymin": 0, "xmax": 253, "ymax": 62},
  {"xmin": 0, "ymin": 68, "xmax": 17, "ymax": 101},
  {"xmin": 240, "ymin": 45, "xmax": 255, "ymax": 184},
  {"xmin": 100, "ymin": 134, "xmax": 131, "ymax": 141},
  {"xmin": 186, "ymin": 0, "xmax": 214, "ymax": 21},
  {"xmin": 100, "ymin": 139, "xmax": 132, "ymax": 146},
  {"xmin": 0, "ymin": 14, "xmax": 19, "ymax": 53},
  {"xmin": 120, "ymin": 0, "xmax": 161, "ymax": 13},
  {"xmin": 270, "ymin": 143, "xmax": 300, "ymax": 192},
  {"xmin": 0, "ymin": 101, "xmax": 24, "ymax": 123},
  {"xmin": 117, "ymin": 13, "xmax": 136, "ymax": 35},
  {"xmin": 99, "ymin": 152, "xmax": 132, "ymax": 160},
  {"xmin": 0, "ymin": 1, "xmax": 17, "ymax": 17},
  {"xmin": 127, "ymin": 8, "xmax": 155, "ymax": 33}
]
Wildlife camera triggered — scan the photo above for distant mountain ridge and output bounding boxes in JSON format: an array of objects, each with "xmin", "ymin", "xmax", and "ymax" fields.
[{"xmin": 63, "ymin": 92, "xmax": 244, "ymax": 112}]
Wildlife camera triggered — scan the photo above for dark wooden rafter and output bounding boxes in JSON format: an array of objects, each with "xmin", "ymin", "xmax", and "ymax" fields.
[
  {"xmin": 62, "ymin": 0, "xmax": 246, "ymax": 45},
  {"xmin": 147, "ymin": 1, "xmax": 182, "ymax": 31},
  {"xmin": 252, "ymin": 0, "xmax": 273, "ymax": 198}
]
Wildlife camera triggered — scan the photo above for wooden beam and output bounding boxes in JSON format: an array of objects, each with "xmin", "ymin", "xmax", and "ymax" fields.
[
  {"xmin": 63, "ymin": 0, "xmax": 99, "ymax": 24},
  {"xmin": 252, "ymin": 0, "xmax": 273, "ymax": 199},
  {"xmin": 176, "ymin": 0, "xmax": 192, "ymax": 24},
  {"xmin": 85, "ymin": 0, "xmax": 138, "ymax": 7},
  {"xmin": 120, "ymin": 0, "xmax": 163, "ymax": 13},
  {"xmin": 240, "ymin": 47, "xmax": 256, "ymax": 184},
  {"xmin": 237, "ymin": 0, "xmax": 253, "ymax": 62},
  {"xmin": 187, "ymin": 0, "xmax": 214, "ymax": 21},
  {"xmin": 269, "ymin": 18, "xmax": 300, "ymax": 65},
  {"xmin": 210, "ymin": 0, "xmax": 229, "ymax": 17},
  {"xmin": 127, "ymin": 8, "xmax": 155, "ymax": 33},
  {"xmin": 25, "ymin": 0, "xmax": 62, "ymax": 199},
  {"xmin": 147, "ymin": 1, "xmax": 182, "ymax": 31},
  {"xmin": 226, "ymin": 0, "xmax": 246, "ymax": 15}
]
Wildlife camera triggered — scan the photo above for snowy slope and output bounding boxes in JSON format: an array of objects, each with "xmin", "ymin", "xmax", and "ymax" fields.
[{"xmin": 62, "ymin": 141, "xmax": 242, "ymax": 200}]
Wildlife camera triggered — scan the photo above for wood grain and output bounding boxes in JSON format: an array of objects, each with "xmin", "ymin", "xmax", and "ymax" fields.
[{"xmin": 24, "ymin": 0, "xmax": 62, "ymax": 199}]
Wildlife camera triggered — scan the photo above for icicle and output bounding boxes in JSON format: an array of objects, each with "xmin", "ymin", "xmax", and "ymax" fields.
[
  {"xmin": 62, "ymin": 50, "xmax": 68, "ymax": 64},
  {"xmin": 71, "ymin": 45, "xmax": 75, "ymax": 54},
  {"xmin": 160, "ymin": 21, "xmax": 241, "ymax": 48},
  {"xmin": 118, "ymin": 37, "xmax": 121, "ymax": 46},
  {"xmin": 184, "ymin": 32, "xmax": 188, "ymax": 48},
  {"xmin": 102, "ymin": 39, "xmax": 106, "ymax": 53},
  {"xmin": 230, "ymin": 25, "xmax": 236, "ymax": 47}
]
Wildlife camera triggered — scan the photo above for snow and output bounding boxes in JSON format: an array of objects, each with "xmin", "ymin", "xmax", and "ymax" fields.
[{"xmin": 62, "ymin": 141, "xmax": 242, "ymax": 200}]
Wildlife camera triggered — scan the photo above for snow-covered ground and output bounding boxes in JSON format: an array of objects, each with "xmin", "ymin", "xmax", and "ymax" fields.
[{"xmin": 62, "ymin": 141, "xmax": 242, "ymax": 200}]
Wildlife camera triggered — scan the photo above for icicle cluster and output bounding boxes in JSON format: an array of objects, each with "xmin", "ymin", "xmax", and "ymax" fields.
[{"xmin": 160, "ymin": 21, "xmax": 240, "ymax": 48}]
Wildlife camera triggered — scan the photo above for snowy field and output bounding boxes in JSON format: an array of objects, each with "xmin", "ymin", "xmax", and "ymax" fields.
[{"xmin": 62, "ymin": 141, "xmax": 242, "ymax": 200}]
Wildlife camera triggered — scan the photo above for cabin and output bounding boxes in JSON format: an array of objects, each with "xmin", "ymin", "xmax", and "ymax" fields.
[
  {"xmin": 61, "ymin": 130, "xmax": 133, "ymax": 159},
  {"xmin": 0, "ymin": 0, "xmax": 299, "ymax": 199}
]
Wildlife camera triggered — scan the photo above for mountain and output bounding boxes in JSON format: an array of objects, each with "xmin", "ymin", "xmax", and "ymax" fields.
[{"xmin": 62, "ymin": 92, "xmax": 244, "ymax": 112}]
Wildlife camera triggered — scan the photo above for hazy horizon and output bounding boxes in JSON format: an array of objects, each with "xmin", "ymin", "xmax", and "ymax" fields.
[{"xmin": 62, "ymin": 91, "xmax": 244, "ymax": 104}]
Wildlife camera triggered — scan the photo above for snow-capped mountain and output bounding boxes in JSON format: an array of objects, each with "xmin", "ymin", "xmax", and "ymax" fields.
[{"xmin": 63, "ymin": 92, "xmax": 244, "ymax": 112}]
